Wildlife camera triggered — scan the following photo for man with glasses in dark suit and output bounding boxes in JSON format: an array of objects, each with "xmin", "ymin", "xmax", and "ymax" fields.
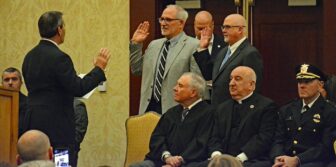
[{"xmin": 197, "ymin": 14, "xmax": 263, "ymax": 105}]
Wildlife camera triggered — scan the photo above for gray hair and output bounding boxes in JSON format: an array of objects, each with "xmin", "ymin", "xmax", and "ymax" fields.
[
  {"xmin": 38, "ymin": 11, "xmax": 64, "ymax": 38},
  {"xmin": 183, "ymin": 72, "xmax": 206, "ymax": 98},
  {"xmin": 208, "ymin": 154, "xmax": 243, "ymax": 167},
  {"xmin": 167, "ymin": 4, "xmax": 188, "ymax": 21}
]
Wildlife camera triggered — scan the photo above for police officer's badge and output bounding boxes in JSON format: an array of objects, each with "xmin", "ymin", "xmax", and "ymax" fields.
[{"xmin": 313, "ymin": 113, "xmax": 321, "ymax": 123}]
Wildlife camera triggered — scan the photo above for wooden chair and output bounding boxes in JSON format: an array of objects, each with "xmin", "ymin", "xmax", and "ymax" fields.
[{"xmin": 124, "ymin": 112, "xmax": 160, "ymax": 167}]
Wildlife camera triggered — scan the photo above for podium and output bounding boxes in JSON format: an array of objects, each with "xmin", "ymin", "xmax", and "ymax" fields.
[{"xmin": 0, "ymin": 86, "xmax": 19, "ymax": 165}]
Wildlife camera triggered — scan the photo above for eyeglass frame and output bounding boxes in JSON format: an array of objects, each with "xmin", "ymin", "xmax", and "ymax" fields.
[
  {"xmin": 158, "ymin": 17, "xmax": 181, "ymax": 23},
  {"xmin": 221, "ymin": 25, "xmax": 245, "ymax": 31}
]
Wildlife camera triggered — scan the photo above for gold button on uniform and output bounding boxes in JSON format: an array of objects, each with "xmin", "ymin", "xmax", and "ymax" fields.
[
  {"xmin": 293, "ymin": 140, "xmax": 298, "ymax": 144},
  {"xmin": 298, "ymin": 127, "xmax": 302, "ymax": 131}
]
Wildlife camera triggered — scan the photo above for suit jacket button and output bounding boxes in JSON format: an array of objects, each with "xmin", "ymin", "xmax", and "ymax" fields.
[
  {"xmin": 298, "ymin": 127, "xmax": 302, "ymax": 131},
  {"xmin": 293, "ymin": 150, "xmax": 296, "ymax": 155}
]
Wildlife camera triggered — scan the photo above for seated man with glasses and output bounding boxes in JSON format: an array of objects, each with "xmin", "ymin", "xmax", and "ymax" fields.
[
  {"xmin": 129, "ymin": 4, "xmax": 205, "ymax": 115},
  {"xmin": 194, "ymin": 13, "xmax": 263, "ymax": 105}
]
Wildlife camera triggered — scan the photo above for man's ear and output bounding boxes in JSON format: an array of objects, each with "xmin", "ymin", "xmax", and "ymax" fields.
[
  {"xmin": 16, "ymin": 154, "xmax": 22, "ymax": 165},
  {"xmin": 48, "ymin": 147, "xmax": 53, "ymax": 160},
  {"xmin": 57, "ymin": 27, "xmax": 62, "ymax": 36}
]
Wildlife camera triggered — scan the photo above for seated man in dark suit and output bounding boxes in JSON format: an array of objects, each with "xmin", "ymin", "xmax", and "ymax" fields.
[
  {"xmin": 268, "ymin": 64, "xmax": 336, "ymax": 167},
  {"xmin": 196, "ymin": 66, "xmax": 278, "ymax": 167},
  {"xmin": 130, "ymin": 72, "xmax": 213, "ymax": 167},
  {"xmin": 1, "ymin": 67, "xmax": 27, "ymax": 137}
]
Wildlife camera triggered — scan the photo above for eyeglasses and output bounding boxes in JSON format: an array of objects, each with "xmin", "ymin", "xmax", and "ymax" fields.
[
  {"xmin": 158, "ymin": 17, "xmax": 181, "ymax": 23},
  {"xmin": 221, "ymin": 25, "xmax": 245, "ymax": 30}
]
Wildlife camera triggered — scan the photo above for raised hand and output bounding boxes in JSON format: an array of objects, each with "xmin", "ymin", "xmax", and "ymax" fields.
[
  {"xmin": 199, "ymin": 27, "xmax": 212, "ymax": 49},
  {"xmin": 131, "ymin": 21, "xmax": 150, "ymax": 44},
  {"xmin": 94, "ymin": 48, "xmax": 111, "ymax": 71}
]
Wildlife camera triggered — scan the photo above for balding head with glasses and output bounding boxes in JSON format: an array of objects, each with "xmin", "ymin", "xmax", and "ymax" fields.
[
  {"xmin": 158, "ymin": 5, "xmax": 188, "ymax": 39},
  {"xmin": 221, "ymin": 14, "xmax": 247, "ymax": 46}
]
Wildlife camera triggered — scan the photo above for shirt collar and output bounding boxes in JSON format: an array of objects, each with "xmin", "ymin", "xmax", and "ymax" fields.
[
  {"xmin": 185, "ymin": 98, "xmax": 202, "ymax": 110},
  {"xmin": 236, "ymin": 91, "xmax": 253, "ymax": 104},
  {"xmin": 41, "ymin": 38, "xmax": 59, "ymax": 48},
  {"xmin": 166, "ymin": 32, "xmax": 184, "ymax": 47},
  {"xmin": 229, "ymin": 36, "xmax": 247, "ymax": 54},
  {"xmin": 302, "ymin": 93, "xmax": 320, "ymax": 108}
]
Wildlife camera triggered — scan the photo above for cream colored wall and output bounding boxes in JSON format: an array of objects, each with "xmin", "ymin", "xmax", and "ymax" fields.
[{"xmin": 0, "ymin": 1, "xmax": 129, "ymax": 166}]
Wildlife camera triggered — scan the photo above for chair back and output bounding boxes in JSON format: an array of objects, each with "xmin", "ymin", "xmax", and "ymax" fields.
[{"xmin": 124, "ymin": 112, "xmax": 160, "ymax": 167}]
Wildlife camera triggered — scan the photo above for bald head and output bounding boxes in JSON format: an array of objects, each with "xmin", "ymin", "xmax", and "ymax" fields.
[
  {"xmin": 17, "ymin": 130, "xmax": 52, "ymax": 163},
  {"xmin": 225, "ymin": 14, "xmax": 246, "ymax": 27},
  {"xmin": 234, "ymin": 66, "xmax": 257, "ymax": 82},
  {"xmin": 229, "ymin": 66, "xmax": 256, "ymax": 100},
  {"xmin": 194, "ymin": 11, "xmax": 214, "ymax": 39}
]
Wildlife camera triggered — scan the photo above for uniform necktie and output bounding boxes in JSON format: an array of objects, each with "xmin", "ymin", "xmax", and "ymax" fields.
[
  {"xmin": 219, "ymin": 48, "xmax": 231, "ymax": 70},
  {"xmin": 153, "ymin": 41, "xmax": 170, "ymax": 102},
  {"xmin": 301, "ymin": 105, "xmax": 310, "ymax": 113},
  {"xmin": 181, "ymin": 108, "xmax": 189, "ymax": 122}
]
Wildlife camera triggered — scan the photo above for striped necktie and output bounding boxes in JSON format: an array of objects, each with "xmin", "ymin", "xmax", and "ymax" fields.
[
  {"xmin": 181, "ymin": 108, "xmax": 189, "ymax": 122},
  {"xmin": 153, "ymin": 41, "xmax": 170, "ymax": 102}
]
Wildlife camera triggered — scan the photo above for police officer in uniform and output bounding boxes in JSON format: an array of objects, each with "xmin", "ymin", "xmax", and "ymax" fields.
[{"xmin": 269, "ymin": 64, "xmax": 336, "ymax": 167}]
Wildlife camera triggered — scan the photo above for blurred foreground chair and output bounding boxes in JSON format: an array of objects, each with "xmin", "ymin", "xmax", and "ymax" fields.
[{"xmin": 124, "ymin": 112, "xmax": 160, "ymax": 167}]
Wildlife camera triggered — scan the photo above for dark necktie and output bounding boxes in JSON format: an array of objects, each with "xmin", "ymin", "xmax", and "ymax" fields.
[
  {"xmin": 153, "ymin": 41, "xmax": 170, "ymax": 102},
  {"xmin": 181, "ymin": 108, "xmax": 189, "ymax": 122},
  {"xmin": 301, "ymin": 105, "xmax": 310, "ymax": 113}
]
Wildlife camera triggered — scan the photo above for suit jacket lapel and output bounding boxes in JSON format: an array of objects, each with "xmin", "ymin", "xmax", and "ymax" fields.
[
  {"xmin": 163, "ymin": 33, "xmax": 187, "ymax": 78},
  {"xmin": 213, "ymin": 39, "xmax": 248, "ymax": 82},
  {"xmin": 152, "ymin": 39, "xmax": 166, "ymax": 76},
  {"xmin": 292, "ymin": 100, "xmax": 302, "ymax": 124},
  {"xmin": 211, "ymin": 35, "xmax": 224, "ymax": 57}
]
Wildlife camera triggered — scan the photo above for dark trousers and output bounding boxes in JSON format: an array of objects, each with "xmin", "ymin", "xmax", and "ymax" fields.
[{"xmin": 54, "ymin": 144, "xmax": 77, "ymax": 167}]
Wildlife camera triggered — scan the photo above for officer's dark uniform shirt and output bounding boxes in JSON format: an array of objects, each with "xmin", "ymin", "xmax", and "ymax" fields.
[{"xmin": 271, "ymin": 95, "xmax": 336, "ymax": 164}]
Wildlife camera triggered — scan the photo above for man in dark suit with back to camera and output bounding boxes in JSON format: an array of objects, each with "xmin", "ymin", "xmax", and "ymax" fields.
[
  {"xmin": 130, "ymin": 72, "xmax": 213, "ymax": 167},
  {"xmin": 196, "ymin": 14, "xmax": 263, "ymax": 105},
  {"xmin": 130, "ymin": 5, "xmax": 204, "ymax": 115},
  {"xmin": 193, "ymin": 10, "xmax": 226, "ymax": 81},
  {"xmin": 267, "ymin": 64, "xmax": 336, "ymax": 167},
  {"xmin": 196, "ymin": 66, "xmax": 277, "ymax": 167},
  {"xmin": 1, "ymin": 67, "xmax": 27, "ymax": 137},
  {"xmin": 22, "ymin": 11, "xmax": 110, "ymax": 167}
]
